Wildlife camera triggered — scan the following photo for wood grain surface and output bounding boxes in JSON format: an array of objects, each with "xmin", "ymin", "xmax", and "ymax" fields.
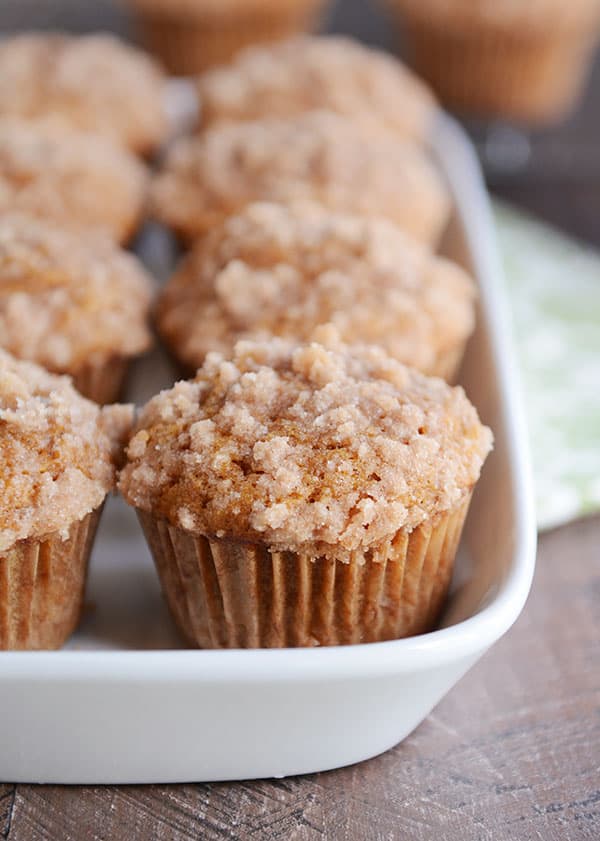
[{"xmin": 1, "ymin": 2, "xmax": 599, "ymax": 839}]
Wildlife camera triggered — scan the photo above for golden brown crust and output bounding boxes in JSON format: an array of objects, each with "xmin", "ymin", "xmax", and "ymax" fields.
[
  {"xmin": 198, "ymin": 36, "xmax": 436, "ymax": 141},
  {"xmin": 0, "ymin": 350, "xmax": 133, "ymax": 552},
  {"xmin": 150, "ymin": 110, "xmax": 450, "ymax": 245},
  {"xmin": 0, "ymin": 32, "xmax": 167, "ymax": 156},
  {"xmin": 0, "ymin": 213, "xmax": 154, "ymax": 377},
  {"xmin": 157, "ymin": 201, "xmax": 475, "ymax": 378},
  {"xmin": 0, "ymin": 118, "xmax": 148, "ymax": 244},
  {"xmin": 120, "ymin": 333, "xmax": 492, "ymax": 560},
  {"xmin": 385, "ymin": 0, "xmax": 600, "ymax": 32}
]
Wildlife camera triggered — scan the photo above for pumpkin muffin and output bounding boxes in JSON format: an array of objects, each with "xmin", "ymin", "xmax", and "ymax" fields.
[
  {"xmin": 157, "ymin": 202, "xmax": 475, "ymax": 381},
  {"xmin": 0, "ymin": 350, "xmax": 133, "ymax": 649},
  {"xmin": 120, "ymin": 331, "xmax": 493, "ymax": 648},
  {"xmin": 151, "ymin": 110, "xmax": 450, "ymax": 245},
  {"xmin": 0, "ymin": 118, "xmax": 148, "ymax": 245},
  {"xmin": 0, "ymin": 32, "xmax": 167, "ymax": 157},
  {"xmin": 383, "ymin": 0, "xmax": 600, "ymax": 122},
  {"xmin": 0, "ymin": 213, "xmax": 154, "ymax": 404},
  {"xmin": 198, "ymin": 36, "xmax": 436, "ymax": 142},
  {"xmin": 125, "ymin": 0, "xmax": 328, "ymax": 76}
]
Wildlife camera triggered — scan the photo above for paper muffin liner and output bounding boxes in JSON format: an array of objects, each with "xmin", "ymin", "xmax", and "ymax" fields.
[
  {"xmin": 71, "ymin": 356, "xmax": 130, "ymax": 405},
  {"xmin": 137, "ymin": 492, "xmax": 472, "ymax": 648},
  {"xmin": 132, "ymin": 0, "xmax": 327, "ymax": 76},
  {"xmin": 390, "ymin": 8, "xmax": 600, "ymax": 123},
  {"xmin": 0, "ymin": 507, "xmax": 103, "ymax": 650}
]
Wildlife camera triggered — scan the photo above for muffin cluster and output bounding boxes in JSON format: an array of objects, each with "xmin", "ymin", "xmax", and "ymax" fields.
[{"xmin": 0, "ymin": 32, "xmax": 492, "ymax": 651}]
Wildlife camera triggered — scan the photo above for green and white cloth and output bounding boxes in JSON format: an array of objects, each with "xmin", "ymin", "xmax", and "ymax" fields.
[{"xmin": 495, "ymin": 203, "xmax": 600, "ymax": 531}]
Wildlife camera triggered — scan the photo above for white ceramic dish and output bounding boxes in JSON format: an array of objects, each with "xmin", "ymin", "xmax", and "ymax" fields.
[{"xmin": 0, "ymin": 112, "xmax": 536, "ymax": 784}]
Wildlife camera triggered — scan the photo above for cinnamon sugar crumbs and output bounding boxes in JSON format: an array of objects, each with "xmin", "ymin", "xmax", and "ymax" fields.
[
  {"xmin": 157, "ymin": 201, "xmax": 475, "ymax": 377},
  {"xmin": 0, "ymin": 33, "xmax": 167, "ymax": 156},
  {"xmin": 198, "ymin": 36, "xmax": 436, "ymax": 141},
  {"xmin": 0, "ymin": 117, "xmax": 148, "ymax": 244},
  {"xmin": 0, "ymin": 350, "xmax": 133, "ymax": 552},
  {"xmin": 120, "ymin": 333, "xmax": 492, "ymax": 559},
  {"xmin": 150, "ymin": 110, "xmax": 450, "ymax": 244},
  {"xmin": 0, "ymin": 213, "xmax": 154, "ymax": 374}
]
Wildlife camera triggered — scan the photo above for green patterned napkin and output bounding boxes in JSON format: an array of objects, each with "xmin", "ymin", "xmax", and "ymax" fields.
[{"xmin": 494, "ymin": 202, "xmax": 600, "ymax": 531}]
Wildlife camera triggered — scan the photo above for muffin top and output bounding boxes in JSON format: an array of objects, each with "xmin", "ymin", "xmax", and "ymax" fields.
[
  {"xmin": 150, "ymin": 110, "xmax": 449, "ymax": 245},
  {"xmin": 388, "ymin": 0, "xmax": 600, "ymax": 30},
  {"xmin": 0, "ymin": 118, "xmax": 148, "ymax": 244},
  {"xmin": 157, "ymin": 201, "xmax": 475, "ymax": 376},
  {"xmin": 0, "ymin": 213, "xmax": 154, "ymax": 375},
  {"xmin": 198, "ymin": 36, "xmax": 436, "ymax": 142},
  {"xmin": 0, "ymin": 33, "xmax": 167, "ymax": 156},
  {"xmin": 120, "ymin": 332, "xmax": 492, "ymax": 559},
  {"xmin": 0, "ymin": 350, "xmax": 133, "ymax": 552}
]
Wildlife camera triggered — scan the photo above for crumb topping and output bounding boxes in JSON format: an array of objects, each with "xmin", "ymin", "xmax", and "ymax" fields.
[
  {"xmin": 120, "ymin": 333, "xmax": 492, "ymax": 558},
  {"xmin": 0, "ymin": 33, "xmax": 167, "ymax": 155},
  {"xmin": 199, "ymin": 36, "xmax": 436, "ymax": 141},
  {"xmin": 0, "ymin": 213, "xmax": 154, "ymax": 373},
  {"xmin": 157, "ymin": 201, "xmax": 475, "ymax": 375},
  {"xmin": 0, "ymin": 118, "xmax": 148, "ymax": 243},
  {"xmin": 151, "ymin": 110, "xmax": 449, "ymax": 244},
  {"xmin": 0, "ymin": 350, "xmax": 133, "ymax": 551}
]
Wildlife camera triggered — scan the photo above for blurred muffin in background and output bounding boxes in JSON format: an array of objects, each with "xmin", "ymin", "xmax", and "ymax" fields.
[
  {"xmin": 0, "ymin": 33, "xmax": 167, "ymax": 157},
  {"xmin": 0, "ymin": 213, "xmax": 154, "ymax": 404},
  {"xmin": 157, "ymin": 202, "xmax": 475, "ymax": 381},
  {"xmin": 198, "ymin": 36, "xmax": 437, "ymax": 142},
  {"xmin": 383, "ymin": 0, "xmax": 600, "ymax": 123},
  {"xmin": 125, "ymin": 0, "xmax": 329, "ymax": 76},
  {"xmin": 0, "ymin": 118, "xmax": 148, "ymax": 245},
  {"xmin": 151, "ymin": 110, "xmax": 450, "ymax": 245}
]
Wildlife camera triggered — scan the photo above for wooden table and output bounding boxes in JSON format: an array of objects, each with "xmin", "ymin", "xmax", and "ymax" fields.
[{"xmin": 1, "ymin": 2, "xmax": 599, "ymax": 838}]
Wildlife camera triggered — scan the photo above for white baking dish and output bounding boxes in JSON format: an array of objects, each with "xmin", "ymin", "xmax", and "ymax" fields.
[{"xmin": 0, "ymin": 112, "xmax": 536, "ymax": 784}]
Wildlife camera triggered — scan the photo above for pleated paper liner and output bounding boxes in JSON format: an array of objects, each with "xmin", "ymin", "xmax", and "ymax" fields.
[
  {"xmin": 138, "ymin": 492, "xmax": 472, "ymax": 648},
  {"xmin": 0, "ymin": 507, "xmax": 103, "ymax": 650},
  {"xmin": 71, "ymin": 355, "xmax": 130, "ymax": 405},
  {"xmin": 392, "ymin": 10, "xmax": 600, "ymax": 123},
  {"xmin": 133, "ymin": 0, "xmax": 328, "ymax": 76}
]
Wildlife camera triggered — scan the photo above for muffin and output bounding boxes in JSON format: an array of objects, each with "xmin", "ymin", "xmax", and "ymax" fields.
[
  {"xmin": 0, "ymin": 33, "xmax": 168, "ymax": 157},
  {"xmin": 119, "ymin": 332, "xmax": 493, "ymax": 648},
  {"xmin": 384, "ymin": 0, "xmax": 600, "ymax": 122},
  {"xmin": 157, "ymin": 202, "xmax": 475, "ymax": 381},
  {"xmin": 0, "ymin": 350, "xmax": 133, "ymax": 650},
  {"xmin": 0, "ymin": 213, "xmax": 154, "ymax": 404},
  {"xmin": 0, "ymin": 118, "xmax": 148, "ymax": 245},
  {"xmin": 151, "ymin": 110, "xmax": 450, "ymax": 245},
  {"xmin": 198, "ymin": 36, "xmax": 437, "ymax": 142},
  {"xmin": 126, "ymin": 0, "xmax": 328, "ymax": 76}
]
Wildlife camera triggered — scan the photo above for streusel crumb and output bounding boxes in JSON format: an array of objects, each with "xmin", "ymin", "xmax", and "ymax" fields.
[
  {"xmin": 150, "ymin": 110, "xmax": 449, "ymax": 244},
  {"xmin": 0, "ymin": 350, "xmax": 133, "ymax": 552},
  {"xmin": 0, "ymin": 213, "xmax": 153, "ymax": 374},
  {"xmin": 0, "ymin": 33, "xmax": 167, "ymax": 156},
  {"xmin": 157, "ymin": 201, "xmax": 475, "ymax": 376},
  {"xmin": 120, "ymin": 333, "xmax": 492, "ymax": 559},
  {"xmin": 0, "ymin": 118, "xmax": 148, "ymax": 244},
  {"xmin": 199, "ymin": 36, "xmax": 436, "ymax": 141}
]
